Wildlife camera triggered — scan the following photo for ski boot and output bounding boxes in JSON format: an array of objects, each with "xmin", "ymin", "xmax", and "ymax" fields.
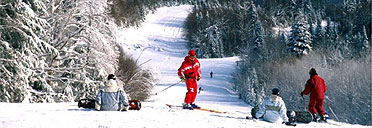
[
  {"xmin": 190, "ymin": 103, "xmax": 200, "ymax": 109},
  {"xmin": 312, "ymin": 114, "xmax": 319, "ymax": 122},
  {"xmin": 320, "ymin": 114, "xmax": 328, "ymax": 122},
  {"xmin": 183, "ymin": 103, "xmax": 192, "ymax": 110},
  {"xmin": 287, "ymin": 111, "xmax": 296, "ymax": 123}
]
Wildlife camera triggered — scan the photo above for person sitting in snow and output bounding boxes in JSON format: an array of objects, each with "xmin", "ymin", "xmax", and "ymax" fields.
[
  {"xmin": 95, "ymin": 74, "xmax": 129, "ymax": 111},
  {"xmin": 178, "ymin": 49, "xmax": 201, "ymax": 109},
  {"xmin": 254, "ymin": 88, "xmax": 291, "ymax": 125}
]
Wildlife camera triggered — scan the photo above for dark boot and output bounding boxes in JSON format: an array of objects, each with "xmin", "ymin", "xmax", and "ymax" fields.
[
  {"xmin": 312, "ymin": 114, "xmax": 319, "ymax": 122},
  {"xmin": 287, "ymin": 111, "xmax": 296, "ymax": 123},
  {"xmin": 320, "ymin": 115, "xmax": 327, "ymax": 122},
  {"xmin": 183, "ymin": 103, "xmax": 192, "ymax": 110},
  {"xmin": 190, "ymin": 103, "xmax": 200, "ymax": 109}
]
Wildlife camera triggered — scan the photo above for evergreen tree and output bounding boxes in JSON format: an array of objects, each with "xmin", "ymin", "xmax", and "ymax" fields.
[
  {"xmin": 251, "ymin": 20, "xmax": 264, "ymax": 50},
  {"xmin": 325, "ymin": 17, "xmax": 332, "ymax": 39},
  {"xmin": 242, "ymin": 1, "xmax": 259, "ymax": 50},
  {"xmin": 359, "ymin": 26, "xmax": 370, "ymax": 56},
  {"xmin": 287, "ymin": 12, "xmax": 312, "ymax": 56},
  {"xmin": 308, "ymin": 18, "xmax": 315, "ymax": 36},
  {"xmin": 315, "ymin": 18, "xmax": 324, "ymax": 40},
  {"xmin": 343, "ymin": 0, "xmax": 357, "ymax": 13}
]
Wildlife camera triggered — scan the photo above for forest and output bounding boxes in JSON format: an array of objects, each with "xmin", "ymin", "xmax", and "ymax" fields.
[
  {"xmin": 183, "ymin": 0, "xmax": 371, "ymax": 125},
  {"xmin": 1, "ymin": 0, "xmax": 371, "ymax": 125}
]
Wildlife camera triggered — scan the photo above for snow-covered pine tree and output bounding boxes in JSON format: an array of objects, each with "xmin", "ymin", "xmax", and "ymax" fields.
[
  {"xmin": 0, "ymin": 0, "xmax": 125, "ymax": 103},
  {"xmin": 287, "ymin": 11, "xmax": 312, "ymax": 56},
  {"xmin": 308, "ymin": 18, "xmax": 315, "ymax": 36},
  {"xmin": 360, "ymin": 26, "xmax": 370, "ymax": 54},
  {"xmin": 246, "ymin": 1, "xmax": 258, "ymax": 34},
  {"xmin": 315, "ymin": 18, "xmax": 324, "ymax": 41},
  {"xmin": 325, "ymin": 17, "xmax": 332, "ymax": 39},
  {"xmin": 251, "ymin": 20, "xmax": 264, "ymax": 50},
  {"xmin": 0, "ymin": 0, "xmax": 58, "ymax": 102},
  {"xmin": 343, "ymin": 0, "xmax": 357, "ymax": 13}
]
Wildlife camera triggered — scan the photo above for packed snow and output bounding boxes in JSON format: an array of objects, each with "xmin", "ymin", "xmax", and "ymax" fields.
[{"xmin": 0, "ymin": 5, "xmax": 369, "ymax": 128}]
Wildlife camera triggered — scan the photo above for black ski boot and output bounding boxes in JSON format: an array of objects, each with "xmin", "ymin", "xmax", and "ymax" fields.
[
  {"xmin": 320, "ymin": 115, "xmax": 328, "ymax": 122},
  {"xmin": 183, "ymin": 103, "xmax": 192, "ymax": 110},
  {"xmin": 190, "ymin": 103, "xmax": 200, "ymax": 109},
  {"xmin": 287, "ymin": 111, "xmax": 296, "ymax": 123},
  {"xmin": 312, "ymin": 114, "xmax": 319, "ymax": 122}
]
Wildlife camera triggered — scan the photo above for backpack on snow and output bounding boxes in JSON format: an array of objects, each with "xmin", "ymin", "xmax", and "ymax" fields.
[
  {"xmin": 78, "ymin": 99, "xmax": 96, "ymax": 109},
  {"xmin": 78, "ymin": 99, "xmax": 141, "ymax": 110},
  {"xmin": 128, "ymin": 100, "xmax": 141, "ymax": 110}
]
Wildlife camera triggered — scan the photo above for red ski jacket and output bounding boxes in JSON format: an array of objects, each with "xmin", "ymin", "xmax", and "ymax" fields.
[
  {"xmin": 302, "ymin": 75, "xmax": 327, "ymax": 99},
  {"xmin": 178, "ymin": 56, "xmax": 201, "ymax": 79}
]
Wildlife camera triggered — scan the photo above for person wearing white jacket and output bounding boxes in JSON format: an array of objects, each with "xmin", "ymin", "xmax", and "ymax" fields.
[
  {"xmin": 95, "ymin": 74, "xmax": 129, "ymax": 111},
  {"xmin": 255, "ymin": 88, "xmax": 289, "ymax": 124}
]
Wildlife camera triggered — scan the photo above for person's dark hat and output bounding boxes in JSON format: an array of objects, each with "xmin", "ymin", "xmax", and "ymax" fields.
[
  {"xmin": 272, "ymin": 88, "xmax": 280, "ymax": 95},
  {"xmin": 309, "ymin": 68, "xmax": 317, "ymax": 76},
  {"xmin": 107, "ymin": 74, "xmax": 116, "ymax": 80}
]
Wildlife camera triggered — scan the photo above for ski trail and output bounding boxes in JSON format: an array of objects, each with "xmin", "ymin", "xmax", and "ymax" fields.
[
  {"xmin": 117, "ymin": 5, "xmax": 366, "ymax": 128},
  {"xmin": 121, "ymin": 4, "xmax": 251, "ymax": 115}
]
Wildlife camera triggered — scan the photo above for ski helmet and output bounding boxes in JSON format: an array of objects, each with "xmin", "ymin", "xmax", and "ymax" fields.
[
  {"xmin": 107, "ymin": 74, "xmax": 116, "ymax": 80},
  {"xmin": 272, "ymin": 88, "xmax": 280, "ymax": 95}
]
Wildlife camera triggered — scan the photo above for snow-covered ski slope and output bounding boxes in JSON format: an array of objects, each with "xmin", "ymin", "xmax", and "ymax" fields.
[{"xmin": 0, "ymin": 5, "xmax": 369, "ymax": 128}]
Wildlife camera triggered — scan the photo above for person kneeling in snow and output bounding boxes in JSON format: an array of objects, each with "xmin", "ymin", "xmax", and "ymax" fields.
[
  {"xmin": 254, "ymin": 88, "xmax": 291, "ymax": 125},
  {"xmin": 95, "ymin": 74, "xmax": 129, "ymax": 111}
]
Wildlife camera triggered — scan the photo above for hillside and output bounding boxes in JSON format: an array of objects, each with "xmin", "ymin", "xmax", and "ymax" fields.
[{"xmin": 0, "ymin": 5, "xmax": 369, "ymax": 128}]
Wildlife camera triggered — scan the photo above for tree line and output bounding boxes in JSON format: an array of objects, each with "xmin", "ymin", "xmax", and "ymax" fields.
[{"xmin": 183, "ymin": 0, "xmax": 371, "ymax": 125}]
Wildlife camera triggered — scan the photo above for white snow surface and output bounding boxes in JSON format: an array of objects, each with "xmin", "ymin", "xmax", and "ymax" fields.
[{"xmin": 0, "ymin": 5, "xmax": 369, "ymax": 128}]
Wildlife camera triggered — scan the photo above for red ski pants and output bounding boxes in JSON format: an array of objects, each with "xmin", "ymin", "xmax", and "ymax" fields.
[
  {"xmin": 308, "ymin": 98, "xmax": 326, "ymax": 116},
  {"xmin": 184, "ymin": 79, "xmax": 198, "ymax": 104}
]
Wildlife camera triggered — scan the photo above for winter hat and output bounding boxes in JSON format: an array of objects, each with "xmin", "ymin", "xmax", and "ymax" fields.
[
  {"xmin": 309, "ymin": 68, "xmax": 317, "ymax": 76},
  {"xmin": 188, "ymin": 49, "xmax": 196, "ymax": 56},
  {"xmin": 107, "ymin": 74, "xmax": 116, "ymax": 80},
  {"xmin": 272, "ymin": 88, "xmax": 280, "ymax": 95}
]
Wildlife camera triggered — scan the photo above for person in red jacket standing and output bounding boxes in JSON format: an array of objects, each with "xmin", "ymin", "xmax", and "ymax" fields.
[
  {"xmin": 301, "ymin": 68, "xmax": 328, "ymax": 122},
  {"xmin": 178, "ymin": 49, "xmax": 201, "ymax": 109}
]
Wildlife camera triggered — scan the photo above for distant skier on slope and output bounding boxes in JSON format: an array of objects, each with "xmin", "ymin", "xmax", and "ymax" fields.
[
  {"xmin": 178, "ymin": 49, "xmax": 201, "ymax": 109},
  {"xmin": 95, "ymin": 74, "xmax": 129, "ymax": 111},
  {"xmin": 301, "ymin": 68, "xmax": 328, "ymax": 122},
  {"xmin": 255, "ymin": 88, "xmax": 292, "ymax": 125}
]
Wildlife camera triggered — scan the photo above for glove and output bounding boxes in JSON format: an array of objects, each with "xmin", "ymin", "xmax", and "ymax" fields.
[
  {"xmin": 300, "ymin": 92, "xmax": 304, "ymax": 97},
  {"xmin": 197, "ymin": 76, "xmax": 201, "ymax": 81},
  {"xmin": 180, "ymin": 76, "xmax": 186, "ymax": 82}
]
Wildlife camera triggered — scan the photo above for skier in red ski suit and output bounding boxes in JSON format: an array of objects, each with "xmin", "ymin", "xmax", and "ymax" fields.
[
  {"xmin": 301, "ymin": 68, "xmax": 328, "ymax": 122},
  {"xmin": 178, "ymin": 49, "xmax": 201, "ymax": 109}
]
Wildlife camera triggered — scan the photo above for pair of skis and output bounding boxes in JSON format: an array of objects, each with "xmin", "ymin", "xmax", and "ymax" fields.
[
  {"xmin": 245, "ymin": 116, "xmax": 297, "ymax": 127},
  {"xmin": 165, "ymin": 104, "xmax": 227, "ymax": 114},
  {"xmin": 166, "ymin": 104, "xmax": 298, "ymax": 126}
]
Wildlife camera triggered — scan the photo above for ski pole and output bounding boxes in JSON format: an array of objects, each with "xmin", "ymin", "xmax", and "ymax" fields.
[
  {"xmin": 154, "ymin": 81, "xmax": 181, "ymax": 95},
  {"xmin": 325, "ymin": 96, "xmax": 339, "ymax": 121}
]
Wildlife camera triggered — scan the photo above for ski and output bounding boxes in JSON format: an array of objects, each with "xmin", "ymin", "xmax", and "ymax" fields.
[
  {"xmin": 165, "ymin": 104, "xmax": 183, "ymax": 108},
  {"xmin": 165, "ymin": 104, "xmax": 227, "ymax": 113},
  {"xmin": 196, "ymin": 108, "xmax": 227, "ymax": 114}
]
